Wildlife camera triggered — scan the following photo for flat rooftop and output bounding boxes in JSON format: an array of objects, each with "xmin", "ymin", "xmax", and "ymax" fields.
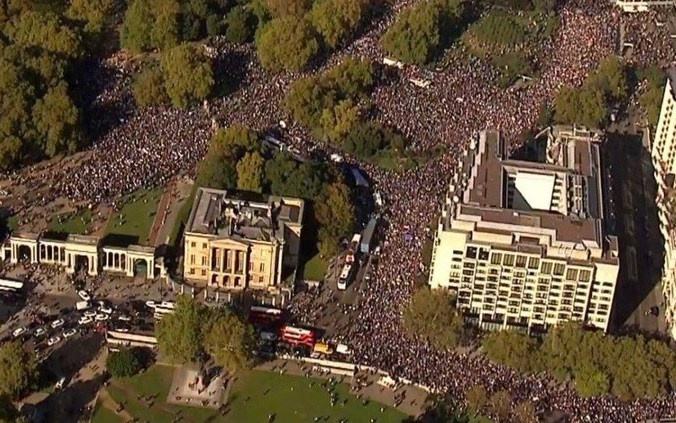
[
  {"xmin": 448, "ymin": 127, "xmax": 616, "ymax": 253},
  {"xmin": 186, "ymin": 187, "xmax": 304, "ymax": 243}
]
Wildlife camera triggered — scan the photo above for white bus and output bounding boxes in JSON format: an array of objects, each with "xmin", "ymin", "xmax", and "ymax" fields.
[
  {"xmin": 106, "ymin": 330, "xmax": 157, "ymax": 351},
  {"xmin": 338, "ymin": 264, "xmax": 353, "ymax": 290},
  {"xmin": 153, "ymin": 302, "xmax": 176, "ymax": 319}
]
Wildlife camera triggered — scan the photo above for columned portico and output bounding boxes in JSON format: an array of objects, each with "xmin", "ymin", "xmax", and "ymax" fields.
[
  {"xmin": 64, "ymin": 235, "xmax": 100, "ymax": 277},
  {"xmin": 9, "ymin": 232, "xmax": 40, "ymax": 264}
]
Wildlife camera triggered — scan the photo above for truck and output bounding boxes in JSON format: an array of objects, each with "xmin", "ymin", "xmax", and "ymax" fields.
[
  {"xmin": 345, "ymin": 234, "xmax": 361, "ymax": 264},
  {"xmin": 75, "ymin": 301, "xmax": 92, "ymax": 311},
  {"xmin": 360, "ymin": 218, "xmax": 377, "ymax": 254}
]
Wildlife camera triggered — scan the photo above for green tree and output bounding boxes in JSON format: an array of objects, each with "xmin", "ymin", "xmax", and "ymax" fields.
[
  {"xmin": 314, "ymin": 180, "xmax": 353, "ymax": 256},
  {"xmin": 639, "ymin": 65, "xmax": 666, "ymax": 128},
  {"xmin": 554, "ymin": 85, "xmax": 606, "ymax": 128},
  {"xmin": 32, "ymin": 82, "xmax": 81, "ymax": 158},
  {"xmin": 266, "ymin": 0, "xmax": 311, "ymax": 17},
  {"xmin": 196, "ymin": 151, "xmax": 237, "ymax": 190},
  {"xmin": 319, "ymin": 99, "xmax": 360, "ymax": 142},
  {"xmin": 264, "ymin": 151, "xmax": 324, "ymax": 199},
  {"xmin": 236, "ymin": 151, "xmax": 264, "ymax": 193},
  {"xmin": 211, "ymin": 125, "xmax": 259, "ymax": 159},
  {"xmin": 401, "ymin": 287, "xmax": 463, "ymax": 350},
  {"xmin": 573, "ymin": 362, "xmax": 610, "ymax": 398},
  {"xmin": 489, "ymin": 390, "xmax": 512, "ymax": 423},
  {"xmin": 0, "ymin": 341, "xmax": 37, "ymax": 398},
  {"xmin": 310, "ymin": 0, "xmax": 367, "ymax": 49},
  {"xmin": 380, "ymin": 1, "xmax": 441, "ymax": 65},
  {"xmin": 0, "ymin": 59, "xmax": 34, "ymax": 170},
  {"xmin": 587, "ymin": 56, "xmax": 628, "ymax": 103},
  {"xmin": 160, "ymin": 44, "xmax": 214, "ymax": 108},
  {"xmin": 5, "ymin": 11, "xmax": 81, "ymax": 58},
  {"xmin": 66, "ymin": 0, "xmax": 113, "ymax": 35},
  {"xmin": 256, "ymin": 17, "xmax": 319, "ymax": 73},
  {"xmin": 0, "ymin": 395, "xmax": 21, "ymax": 422},
  {"xmin": 225, "ymin": 6, "xmax": 255, "ymax": 44},
  {"xmin": 150, "ymin": 0, "xmax": 180, "ymax": 51},
  {"xmin": 482, "ymin": 330, "xmax": 537, "ymax": 373},
  {"xmin": 464, "ymin": 384, "xmax": 488, "ymax": 416},
  {"xmin": 202, "ymin": 309, "xmax": 256, "ymax": 373},
  {"xmin": 155, "ymin": 295, "xmax": 206, "ymax": 363},
  {"xmin": 132, "ymin": 63, "xmax": 168, "ymax": 108},
  {"xmin": 512, "ymin": 400, "xmax": 539, "ymax": 423},
  {"xmin": 119, "ymin": 0, "xmax": 153, "ymax": 53},
  {"xmin": 106, "ymin": 349, "xmax": 142, "ymax": 378}
]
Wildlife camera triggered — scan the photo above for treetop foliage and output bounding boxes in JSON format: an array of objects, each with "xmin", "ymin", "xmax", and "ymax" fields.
[
  {"xmin": 0, "ymin": 340, "xmax": 37, "ymax": 398},
  {"xmin": 401, "ymin": 287, "xmax": 464, "ymax": 350},
  {"xmin": 106, "ymin": 348, "xmax": 143, "ymax": 378},
  {"xmin": 482, "ymin": 322, "xmax": 676, "ymax": 401},
  {"xmin": 256, "ymin": 17, "xmax": 320, "ymax": 73},
  {"xmin": 554, "ymin": 56, "xmax": 629, "ymax": 128}
]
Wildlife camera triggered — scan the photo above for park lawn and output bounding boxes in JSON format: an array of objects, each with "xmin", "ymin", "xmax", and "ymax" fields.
[
  {"xmin": 303, "ymin": 253, "xmax": 327, "ymax": 281},
  {"xmin": 105, "ymin": 189, "xmax": 162, "ymax": 245},
  {"xmin": 6, "ymin": 215, "xmax": 19, "ymax": 231},
  {"xmin": 90, "ymin": 402, "xmax": 123, "ymax": 423},
  {"xmin": 47, "ymin": 209, "xmax": 93, "ymax": 234},
  {"xmin": 226, "ymin": 370, "xmax": 407, "ymax": 423},
  {"xmin": 94, "ymin": 365, "xmax": 407, "ymax": 423}
]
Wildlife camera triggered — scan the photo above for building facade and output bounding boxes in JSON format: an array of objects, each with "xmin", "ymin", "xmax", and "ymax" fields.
[
  {"xmin": 0, "ymin": 232, "xmax": 157, "ymax": 279},
  {"xmin": 429, "ymin": 127, "xmax": 620, "ymax": 332},
  {"xmin": 183, "ymin": 188, "xmax": 304, "ymax": 292},
  {"xmin": 651, "ymin": 69, "xmax": 676, "ymax": 339}
]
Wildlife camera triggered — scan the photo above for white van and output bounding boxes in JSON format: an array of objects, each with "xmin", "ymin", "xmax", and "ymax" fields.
[{"xmin": 75, "ymin": 301, "xmax": 92, "ymax": 311}]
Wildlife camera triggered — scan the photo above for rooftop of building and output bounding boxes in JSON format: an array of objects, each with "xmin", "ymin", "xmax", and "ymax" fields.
[
  {"xmin": 668, "ymin": 68, "xmax": 676, "ymax": 98},
  {"xmin": 185, "ymin": 187, "xmax": 304, "ymax": 243},
  {"xmin": 446, "ymin": 126, "xmax": 618, "ymax": 258}
]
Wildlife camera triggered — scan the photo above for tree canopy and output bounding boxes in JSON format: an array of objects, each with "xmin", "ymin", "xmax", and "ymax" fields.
[
  {"xmin": 201, "ymin": 308, "xmax": 257, "ymax": 373},
  {"xmin": 314, "ymin": 180, "xmax": 354, "ymax": 256},
  {"xmin": 0, "ymin": 341, "xmax": 37, "ymax": 398},
  {"xmin": 401, "ymin": 287, "xmax": 464, "ymax": 350},
  {"xmin": 106, "ymin": 348, "xmax": 142, "ymax": 378},
  {"xmin": 637, "ymin": 65, "xmax": 666, "ymax": 129},
  {"xmin": 155, "ymin": 295, "xmax": 207, "ymax": 363},
  {"xmin": 482, "ymin": 322, "xmax": 676, "ymax": 400},
  {"xmin": 310, "ymin": 0, "xmax": 369, "ymax": 49},
  {"xmin": 554, "ymin": 56, "xmax": 630, "ymax": 128},
  {"xmin": 160, "ymin": 44, "xmax": 214, "ymax": 109},
  {"xmin": 256, "ymin": 17, "xmax": 320, "ymax": 73}
]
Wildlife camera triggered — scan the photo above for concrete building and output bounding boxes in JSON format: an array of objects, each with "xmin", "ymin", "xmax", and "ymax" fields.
[
  {"xmin": 610, "ymin": 0, "xmax": 675, "ymax": 12},
  {"xmin": 651, "ymin": 69, "xmax": 676, "ymax": 339},
  {"xmin": 183, "ymin": 187, "xmax": 304, "ymax": 292},
  {"xmin": 429, "ymin": 127, "xmax": 620, "ymax": 332},
  {"xmin": 0, "ymin": 232, "xmax": 158, "ymax": 279}
]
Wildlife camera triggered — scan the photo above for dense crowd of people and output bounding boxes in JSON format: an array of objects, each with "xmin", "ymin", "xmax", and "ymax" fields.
[{"xmin": 2, "ymin": 0, "xmax": 676, "ymax": 421}]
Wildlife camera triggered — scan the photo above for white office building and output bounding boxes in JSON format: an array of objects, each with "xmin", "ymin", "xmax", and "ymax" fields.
[{"xmin": 429, "ymin": 127, "xmax": 620, "ymax": 332}]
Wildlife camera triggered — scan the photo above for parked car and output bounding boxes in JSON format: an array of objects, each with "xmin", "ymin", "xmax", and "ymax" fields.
[
  {"xmin": 78, "ymin": 316, "xmax": 93, "ymax": 325},
  {"xmin": 62, "ymin": 328, "xmax": 77, "ymax": 338},
  {"xmin": 117, "ymin": 314, "xmax": 132, "ymax": 322},
  {"xmin": 12, "ymin": 327, "xmax": 26, "ymax": 338},
  {"xmin": 34, "ymin": 327, "xmax": 47, "ymax": 337},
  {"xmin": 47, "ymin": 336, "xmax": 61, "ymax": 346},
  {"xmin": 95, "ymin": 314, "xmax": 109, "ymax": 322},
  {"xmin": 75, "ymin": 301, "xmax": 92, "ymax": 311},
  {"xmin": 84, "ymin": 310, "xmax": 97, "ymax": 318},
  {"xmin": 55, "ymin": 377, "xmax": 66, "ymax": 390},
  {"xmin": 77, "ymin": 290, "xmax": 91, "ymax": 302},
  {"xmin": 50, "ymin": 319, "xmax": 65, "ymax": 329},
  {"xmin": 99, "ymin": 305, "xmax": 113, "ymax": 314}
]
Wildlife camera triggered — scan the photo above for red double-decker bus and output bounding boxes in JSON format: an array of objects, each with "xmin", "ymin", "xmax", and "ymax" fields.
[
  {"xmin": 279, "ymin": 325, "xmax": 315, "ymax": 348},
  {"xmin": 249, "ymin": 306, "xmax": 284, "ymax": 327}
]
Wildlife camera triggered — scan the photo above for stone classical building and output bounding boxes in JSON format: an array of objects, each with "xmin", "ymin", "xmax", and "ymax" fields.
[
  {"xmin": 182, "ymin": 187, "xmax": 304, "ymax": 291},
  {"xmin": 1, "ymin": 232, "xmax": 157, "ymax": 279},
  {"xmin": 651, "ymin": 69, "xmax": 676, "ymax": 339},
  {"xmin": 429, "ymin": 127, "xmax": 620, "ymax": 332}
]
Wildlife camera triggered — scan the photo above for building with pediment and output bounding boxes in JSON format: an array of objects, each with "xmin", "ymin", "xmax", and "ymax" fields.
[{"xmin": 182, "ymin": 187, "xmax": 304, "ymax": 291}]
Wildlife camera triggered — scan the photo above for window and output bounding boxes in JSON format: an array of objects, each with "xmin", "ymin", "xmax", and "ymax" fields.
[
  {"xmin": 515, "ymin": 255, "xmax": 527, "ymax": 268},
  {"xmin": 190, "ymin": 255, "xmax": 195, "ymax": 265},
  {"xmin": 491, "ymin": 252, "xmax": 502, "ymax": 265},
  {"xmin": 541, "ymin": 261, "xmax": 552, "ymax": 274},
  {"xmin": 466, "ymin": 246, "xmax": 477, "ymax": 259},
  {"xmin": 202, "ymin": 243, "xmax": 207, "ymax": 249},
  {"xmin": 201, "ymin": 256, "xmax": 207, "ymax": 266},
  {"xmin": 259, "ymin": 276, "xmax": 264, "ymax": 284},
  {"xmin": 248, "ymin": 261, "xmax": 253, "ymax": 271},
  {"xmin": 503, "ymin": 254, "xmax": 515, "ymax": 267},
  {"xmin": 579, "ymin": 269, "xmax": 591, "ymax": 282},
  {"xmin": 527, "ymin": 257, "xmax": 540, "ymax": 269},
  {"xmin": 201, "ymin": 269, "xmax": 206, "ymax": 276},
  {"xmin": 478, "ymin": 249, "xmax": 489, "ymax": 261},
  {"xmin": 566, "ymin": 268, "xmax": 578, "ymax": 281},
  {"xmin": 553, "ymin": 263, "xmax": 565, "ymax": 276},
  {"xmin": 191, "ymin": 242, "xmax": 196, "ymax": 248},
  {"xmin": 189, "ymin": 268, "xmax": 195, "ymax": 275},
  {"xmin": 259, "ymin": 263, "xmax": 265, "ymax": 272}
]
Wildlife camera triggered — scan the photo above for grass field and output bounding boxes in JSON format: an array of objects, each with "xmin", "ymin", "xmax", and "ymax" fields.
[
  {"xmin": 105, "ymin": 189, "xmax": 161, "ymax": 245},
  {"xmin": 302, "ymin": 253, "xmax": 327, "ymax": 281},
  {"xmin": 94, "ymin": 365, "xmax": 407, "ymax": 423},
  {"xmin": 47, "ymin": 209, "xmax": 93, "ymax": 234},
  {"xmin": 91, "ymin": 402, "xmax": 123, "ymax": 423}
]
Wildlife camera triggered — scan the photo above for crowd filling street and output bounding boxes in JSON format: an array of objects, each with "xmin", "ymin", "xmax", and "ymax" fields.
[{"xmin": 0, "ymin": 0, "xmax": 675, "ymax": 422}]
